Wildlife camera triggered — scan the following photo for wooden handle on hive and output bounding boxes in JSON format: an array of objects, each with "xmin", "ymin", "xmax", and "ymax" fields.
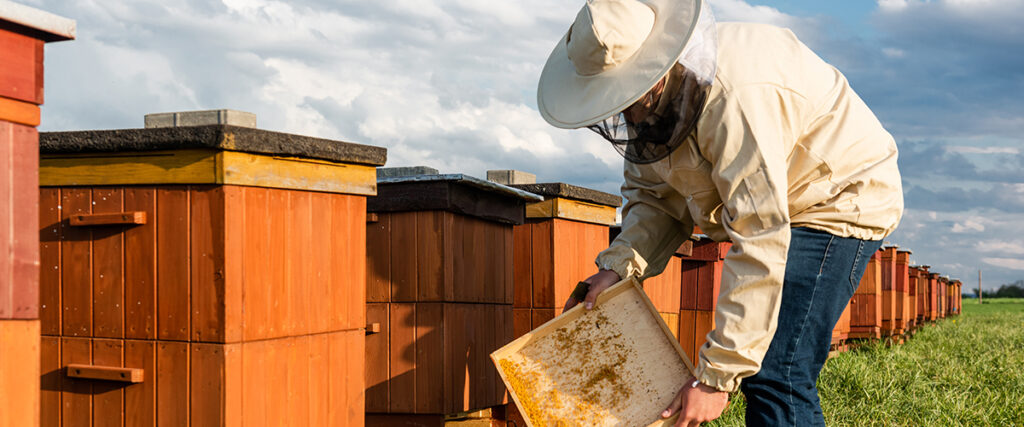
[
  {"xmin": 366, "ymin": 322, "xmax": 381, "ymax": 334},
  {"xmin": 65, "ymin": 364, "xmax": 145, "ymax": 383},
  {"xmin": 69, "ymin": 211, "xmax": 147, "ymax": 226}
]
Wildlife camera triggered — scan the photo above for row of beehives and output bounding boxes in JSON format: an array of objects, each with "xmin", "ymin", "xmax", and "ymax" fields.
[{"xmin": 34, "ymin": 119, "xmax": 961, "ymax": 427}]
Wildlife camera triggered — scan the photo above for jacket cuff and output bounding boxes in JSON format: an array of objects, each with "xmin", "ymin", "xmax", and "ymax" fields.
[
  {"xmin": 594, "ymin": 244, "xmax": 647, "ymax": 281},
  {"xmin": 693, "ymin": 358, "xmax": 743, "ymax": 393}
]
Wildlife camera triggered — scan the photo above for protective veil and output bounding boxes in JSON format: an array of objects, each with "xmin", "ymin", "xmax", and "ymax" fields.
[{"xmin": 587, "ymin": 1, "xmax": 718, "ymax": 164}]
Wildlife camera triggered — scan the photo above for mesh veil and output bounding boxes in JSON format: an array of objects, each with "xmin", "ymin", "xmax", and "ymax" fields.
[{"xmin": 587, "ymin": 1, "xmax": 718, "ymax": 164}]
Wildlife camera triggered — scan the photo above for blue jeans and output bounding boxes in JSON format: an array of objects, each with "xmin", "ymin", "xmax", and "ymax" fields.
[{"xmin": 740, "ymin": 227, "xmax": 883, "ymax": 426}]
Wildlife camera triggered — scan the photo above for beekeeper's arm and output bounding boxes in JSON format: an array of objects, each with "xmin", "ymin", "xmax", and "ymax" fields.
[
  {"xmin": 593, "ymin": 158, "xmax": 694, "ymax": 285},
  {"xmin": 692, "ymin": 85, "xmax": 794, "ymax": 393}
]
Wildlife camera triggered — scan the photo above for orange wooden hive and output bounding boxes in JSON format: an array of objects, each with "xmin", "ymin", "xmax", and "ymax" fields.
[
  {"xmin": 937, "ymin": 276, "xmax": 949, "ymax": 319},
  {"xmin": 893, "ymin": 249, "xmax": 911, "ymax": 335},
  {"xmin": 906, "ymin": 266, "xmax": 920, "ymax": 331},
  {"xmin": 678, "ymin": 238, "xmax": 732, "ymax": 367},
  {"xmin": 879, "ymin": 246, "xmax": 898, "ymax": 336},
  {"xmin": 914, "ymin": 265, "xmax": 930, "ymax": 324},
  {"xmin": 505, "ymin": 182, "xmax": 619, "ymax": 336},
  {"xmin": 38, "ymin": 118, "xmax": 386, "ymax": 426},
  {"xmin": 927, "ymin": 271, "xmax": 940, "ymax": 321},
  {"xmin": 0, "ymin": 5, "xmax": 74, "ymax": 426},
  {"xmin": 502, "ymin": 179, "xmax": 620, "ymax": 427},
  {"xmin": 363, "ymin": 169, "xmax": 541, "ymax": 424},
  {"xmin": 849, "ymin": 251, "xmax": 882, "ymax": 339}
]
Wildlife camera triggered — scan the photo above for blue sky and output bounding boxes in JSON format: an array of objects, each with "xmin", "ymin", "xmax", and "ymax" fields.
[{"xmin": 26, "ymin": 0, "xmax": 1024, "ymax": 291}]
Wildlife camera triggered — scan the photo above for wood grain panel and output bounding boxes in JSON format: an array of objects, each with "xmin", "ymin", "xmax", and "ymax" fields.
[
  {"xmin": 512, "ymin": 308, "xmax": 531, "ymax": 338},
  {"xmin": 40, "ymin": 335, "xmax": 61, "ymax": 427},
  {"xmin": 242, "ymin": 187, "xmax": 270, "ymax": 341},
  {"xmin": 415, "ymin": 302, "xmax": 444, "ymax": 414},
  {"xmin": 308, "ymin": 334, "xmax": 329, "ymax": 427},
  {"xmin": 61, "ymin": 337, "xmax": 92, "ymax": 427},
  {"xmin": 365, "ymin": 210, "xmax": 391, "ymax": 303},
  {"xmin": 241, "ymin": 339, "xmax": 268, "ymax": 427},
  {"xmin": 390, "ymin": 212, "xmax": 418, "ymax": 302},
  {"xmin": 91, "ymin": 188, "xmax": 124, "ymax": 338},
  {"xmin": 389, "ymin": 303, "xmax": 416, "ymax": 413},
  {"xmin": 190, "ymin": 343, "xmax": 220, "ymax": 426},
  {"xmin": 60, "ymin": 189, "xmax": 91, "ymax": 337},
  {"xmin": 503, "ymin": 224, "xmax": 515, "ymax": 306},
  {"xmin": 416, "ymin": 211, "xmax": 445, "ymax": 301},
  {"xmin": 266, "ymin": 189, "xmax": 288, "ymax": 339},
  {"xmin": 288, "ymin": 337, "xmax": 313, "ymax": 426},
  {"xmin": 340, "ymin": 195, "xmax": 367, "ymax": 331},
  {"xmin": 530, "ymin": 221, "xmax": 554, "ymax": 309},
  {"xmin": 156, "ymin": 188, "xmax": 190, "ymax": 341},
  {"xmin": 680, "ymin": 261, "xmax": 699, "ymax": 311},
  {"xmin": 286, "ymin": 191, "xmax": 312, "ymax": 338},
  {"xmin": 124, "ymin": 188, "xmax": 157, "ymax": 340},
  {"xmin": 449, "ymin": 214, "xmax": 467, "ymax": 303},
  {"xmin": 693, "ymin": 311, "xmax": 714, "ymax": 367},
  {"xmin": 156, "ymin": 341, "xmax": 189, "ymax": 426},
  {"xmin": 8, "ymin": 123, "xmax": 39, "ymax": 318},
  {"xmin": 445, "ymin": 303, "xmax": 468, "ymax": 414},
  {"xmin": 0, "ymin": 123, "xmax": 10, "ymax": 317},
  {"xmin": 91, "ymin": 339, "xmax": 124, "ymax": 427},
  {"xmin": 123, "ymin": 340, "xmax": 155, "ymax": 427},
  {"xmin": 39, "ymin": 188, "xmax": 62, "ymax": 335},
  {"xmin": 0, "ymin": 320, "xmax": 40, "ymax": 427},
  {"xmin": 190, "ymin": 186, "xmax": 228, "ymax": 343},
  {"xmin": 0, "ymin": 28, "xmax": 44, "ymax": 104},
  {"xmin": 342, "ymin": 330, "xmax": 366, "ymax": 427},
  {"xmin": 308, "ymin": 193, "xmax": 333, "ymax": 333},
  {"xmin": 678, "ymin": 310, "xmax": 697, "ymax": 368},
  {"xmin": 364, "ymin": 303, "xmax": 389, "ymax": 412}
]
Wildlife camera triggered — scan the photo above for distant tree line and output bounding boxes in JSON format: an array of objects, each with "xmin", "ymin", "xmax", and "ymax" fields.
[{"xmin": 975, "ymin": 280, "xmax": 1024, "ymax": 298}]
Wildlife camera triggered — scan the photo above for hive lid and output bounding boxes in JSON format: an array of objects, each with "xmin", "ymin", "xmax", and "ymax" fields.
[
  {"xmin": 510, "ymin": 182, "xmax": 622, "ymax": 208},
  {"xmin": 372, "ymin": 173, "xmax": 543, "ymax": 225},
  {"xmin": 40, "ymin": 125, "xmax": 387, "ymax": 166},
  {"xmin": 0, "ymin": 1, "xmax": 75, "ymax": 41},
  {"xmin": 378, "ymin": 173, "xmax": 542, "ymax": 202}
]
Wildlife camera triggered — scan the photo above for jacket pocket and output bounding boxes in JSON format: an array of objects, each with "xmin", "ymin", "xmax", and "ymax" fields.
[{"xmin": 740, "ymin": 168, "xmax": 787, "ymax": 230}]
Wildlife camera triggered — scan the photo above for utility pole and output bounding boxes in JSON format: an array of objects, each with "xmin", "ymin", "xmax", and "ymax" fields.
[{"xmin": 978, "ymin": 269, "xmax": 982, "ymax": 304}]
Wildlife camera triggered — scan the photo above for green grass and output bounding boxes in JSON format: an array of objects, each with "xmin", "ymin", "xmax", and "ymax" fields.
[{"xmin": 707, "ymin": 298, "xmax": 1024, "ymax": 426}]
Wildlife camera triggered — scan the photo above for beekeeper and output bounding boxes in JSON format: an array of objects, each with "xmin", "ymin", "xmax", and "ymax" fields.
[{"xmin": 542, "ymin": 0, "xmax": 903, "ymax": 425}]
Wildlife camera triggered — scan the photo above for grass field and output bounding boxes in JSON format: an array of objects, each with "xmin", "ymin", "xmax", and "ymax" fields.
[{"xmin": 707, "ymin": 298, "xmax": 1024, "ymax": 426}]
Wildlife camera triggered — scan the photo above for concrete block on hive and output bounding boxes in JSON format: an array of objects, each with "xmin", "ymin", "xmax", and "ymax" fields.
[
  {"xmin": 486, "ymin": 169, "xmax": 536, "ymax": 185},
  {"xmin": 378, "ymin": 166, "xmax": 440, "ymax": 178},
  {"xmin": 145, "ymin": 109, "xmax": 257, "ymax": 129}
]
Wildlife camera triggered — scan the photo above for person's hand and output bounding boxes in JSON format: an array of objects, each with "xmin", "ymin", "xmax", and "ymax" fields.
[
  {"xmin": 563, "ymin": 269, "xmax": 621, "ymax": 311},
  {"xmin": 661, "ymin": 377, "xmax": 729, "ymax": 426}
]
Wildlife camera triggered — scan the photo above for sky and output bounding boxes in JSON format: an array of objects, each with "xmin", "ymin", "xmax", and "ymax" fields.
[{"xmin": 25, "ymin": 0, "xmax": 1024, "ymax": 291}]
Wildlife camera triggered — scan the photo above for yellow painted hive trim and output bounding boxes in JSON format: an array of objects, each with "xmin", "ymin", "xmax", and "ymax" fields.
[
  {"xmin": 40, "ymin": 149, "xmax": 378, "ymax": 196},
  {"xmin": 0, "ymin": 95, "xmax": 41, "ymax": 127},
  {"xmin": 525, "ymin": 197, "xmax": 617, "ymax": 226}
]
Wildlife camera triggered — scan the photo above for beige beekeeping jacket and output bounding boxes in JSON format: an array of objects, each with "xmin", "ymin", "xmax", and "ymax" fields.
[{"xmin": 595, "ymin": 22, "xmax": 904, "ymax": 392}]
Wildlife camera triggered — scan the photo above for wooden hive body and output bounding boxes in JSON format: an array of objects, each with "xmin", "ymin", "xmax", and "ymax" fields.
[
  {"xmin": 364, "ymin": 174, "xmax": 540, "ymax": 419},
  {"xmin": 1, "ymin": 6, "xmax": 74, "ymax": 426},
  {"xmin": 37, "ymin": 125, "xmax": 384, "ymax": 426}
]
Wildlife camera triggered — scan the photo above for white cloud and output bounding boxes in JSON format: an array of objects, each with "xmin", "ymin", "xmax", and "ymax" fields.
[
  {"xmin": 973, "ymin": 240, "xmax": 1024, "ymax": 255},
  {"xmin": 947, "ymin": 146, "xmax": 1020, "ymax": 154},
  {"xmin": 877, "ymin": 0, "xmax": 910, "ymax": 12},
  {"xmin": 882, "ymin": 47, "xmax": 906, "ymax": 58},
  {"xmin": 951, "ymin": 217, "xmax": 986, "ymax": 233},
  {"xmin": 983, "ymin": 257, "xmax": 1024, "ymax": 271}
]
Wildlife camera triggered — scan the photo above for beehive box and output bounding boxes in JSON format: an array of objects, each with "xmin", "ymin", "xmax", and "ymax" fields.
[
  {"xmin": 894, "ymin": 250, "xmax": 912, "ymax": 333},
  {"xmin": 849, "ymin": 251, "xmax": 882, "ymax": 339},
  {"xmin": 364, "ymin": 172, "xmax": 541, "ymax": 417},
  {"xmin": 507, "ymin": 182, "xmax": 620, "ymax": 339},
  {"xmin": 492, "ymin": 278, "xmax": 692, "ymax": 427},
  {"xmin": 1, "ymin": 5, "xmax": 74, "ymax": 425},
  {"xmin": 38, "ymin": 121, "xmax": 386, "ymax": 426},
  {"xmin": 880, "ymin": 247, "xmax": 898, "ymax": 336}
]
